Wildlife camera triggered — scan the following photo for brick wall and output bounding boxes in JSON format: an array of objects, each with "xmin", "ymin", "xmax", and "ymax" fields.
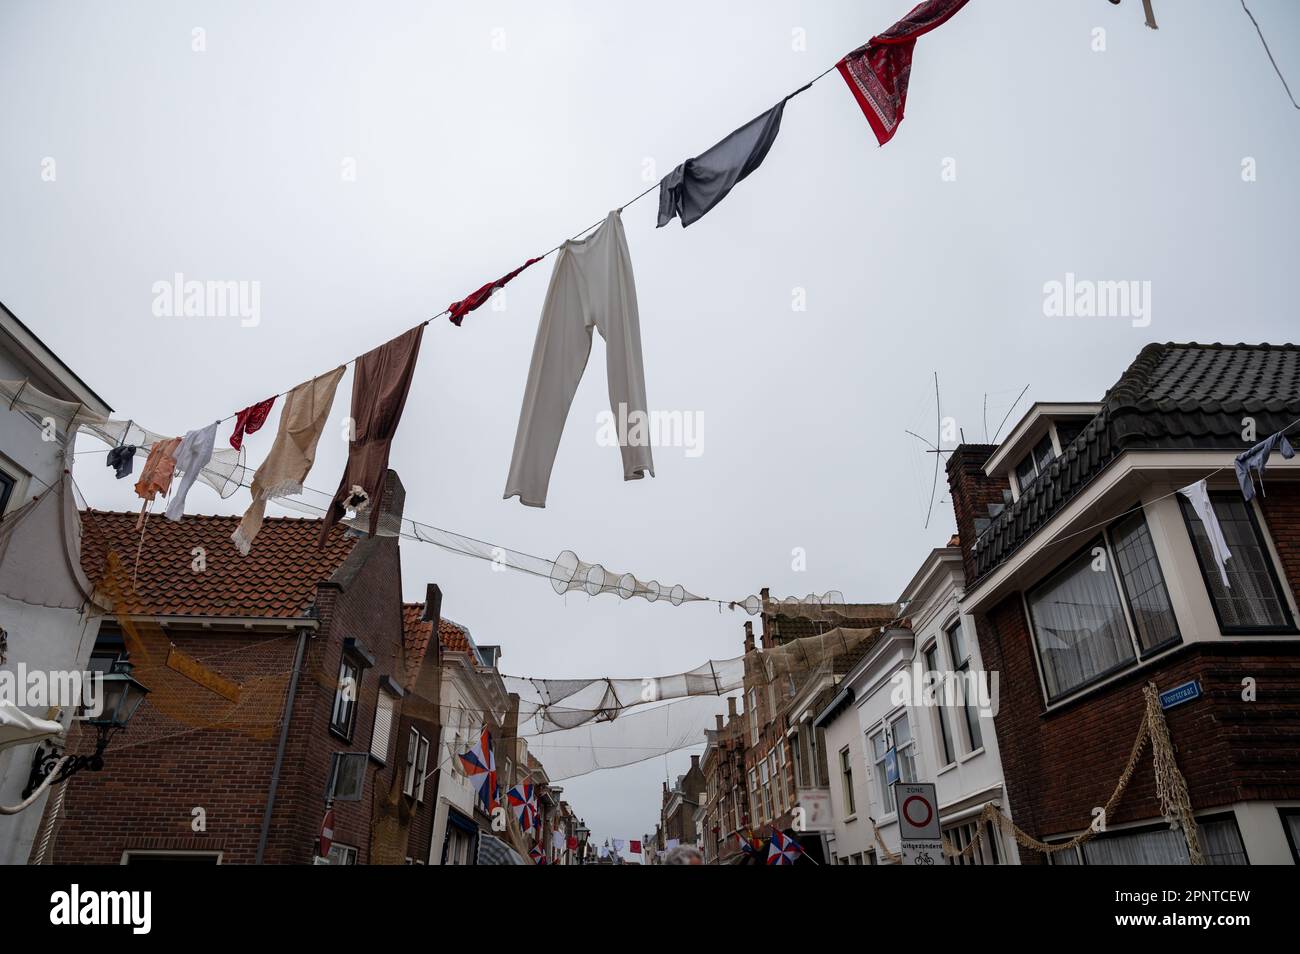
[
  {"xmin": 978, "ymin": 564, "xmax": 1300, "ymax": 864},
  {"xmin": 945, "ymin": 444, "xmax": 1009, "ymax": 587}
]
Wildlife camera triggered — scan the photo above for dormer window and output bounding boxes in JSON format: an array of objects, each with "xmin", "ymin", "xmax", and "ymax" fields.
[{"xmin": 1015, "ymin": 434, "xmax": 1056, "ymax": 493}]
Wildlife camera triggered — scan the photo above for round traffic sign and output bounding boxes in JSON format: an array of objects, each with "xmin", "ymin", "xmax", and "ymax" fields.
[{"xmin": 902, "ymin": 793, "xmax": 933, "ymax": 830}]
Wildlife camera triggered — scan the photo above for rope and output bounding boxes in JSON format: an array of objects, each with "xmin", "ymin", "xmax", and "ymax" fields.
[{"xmin": 870, "ymin": 681, "xmax": 1203, "ymax": 864}]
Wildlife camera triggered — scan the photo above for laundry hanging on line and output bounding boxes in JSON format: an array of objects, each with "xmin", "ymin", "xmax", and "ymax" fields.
[
  {"xmin": 448, "ymin": 256, "xmax": 544, "ymax": 326},
  {"xmin": 1235, "ymin": 429, "xmax": 1295, "ymax": 502},
  {"xmin": 133, "ymin": 436, "xmax": 181, "ymax": 528},
  {"xmin": 320, "ymin": 325, "xmax": 424, "ymax": 545},
  {"xmin": 229, "ymin": 396, "xmax": 277, "ymax": 450},
  {"xmin": 106, "ymin": 444, "xmax": 136, "ymax": 479},
  {"xmin": 165, "ymin": 421, "xmax": 219, "ymax": 522},
  {"xmin": 504, "ymin": 210, "xmax": 653, "ymax": 507},
  {"xmin": 837, "ymin": 0, "xmax": 970, "ymax": 146},
  {"xmin": 233, "ymin": 367, "xmax": 345, "ymax": 555},
  {"xmin": 1178, "ymin": 480, "xmax": 1232, "ymax": 588},
  {"xmin": 656, "ymin": 93, "xmax": 799, "ymax": 229}
]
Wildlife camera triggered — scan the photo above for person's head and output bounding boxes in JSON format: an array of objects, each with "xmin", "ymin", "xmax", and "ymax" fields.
[{"xmin": 663, "ymin": 845, "xmax": 705, "ymax": 865}]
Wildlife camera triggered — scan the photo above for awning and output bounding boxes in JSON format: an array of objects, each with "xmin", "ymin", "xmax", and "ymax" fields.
[{"xmin": 477, "ymin": 834, "xmax": 526, "ymax": 865}]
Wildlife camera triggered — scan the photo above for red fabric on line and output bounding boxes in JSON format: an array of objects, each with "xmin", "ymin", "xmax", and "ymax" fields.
[
  {"xmin": 448, "ymin": 257, "xmax": 544, "ymax": 326},
  {"xmin": 836, "ymin": 0, "xmax": 969, "ymax": 146},
  {"xmin": 229, "ymin": 396, "xmax": 277, "ymax": 450}
]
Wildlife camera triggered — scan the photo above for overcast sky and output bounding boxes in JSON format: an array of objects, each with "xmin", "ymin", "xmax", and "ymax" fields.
[{"xmin": 3, "ymin": 0, "xmax": 1298, "ymax": 853}]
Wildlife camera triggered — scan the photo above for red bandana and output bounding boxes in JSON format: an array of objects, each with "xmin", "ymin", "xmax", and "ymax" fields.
[
  {"xmin": 837, "ymin": 0, "xmax": 969, "ymax": 146},
  {"xmin": 448, "ymin": 256, "xmax": 543, "ymax": 326},
  {"xmin": 229, "ymin": 396, "xmax": 277, "ymax": 450}
]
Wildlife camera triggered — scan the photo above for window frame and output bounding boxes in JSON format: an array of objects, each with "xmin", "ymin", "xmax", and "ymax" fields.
[
  {"xmin": 838, "ymin": 745, "xmax": 856, "ymax": 817},
  {"xmin": 326, "ymin": 751, "xmax": 367, "ymax": 802},
  {"xmin": 369, "ymin": 690, "xmax": 397, "ymax": 764},
  {"xmin": 1279, "ymin": 808, "xmax": 1300, "ymax": 864},
  {"xmin": 869, "ymin": 726, "xmax": 894, "ymax": 815},
  {"xmin": 329, "ymin": 656, "xmax": 361, "ymax": 741},
  {"xmin": 1024, "ymin": 516, "xmax": 1184, "ymax": 704},
  {"xmin": 1108, "ymin": 507, "xmax": 1183, "ymax": 656},
  {"xmin": 1177, "ymin": 491, "xmax": 1298, "ymax": 636},
  {"xmin": 923, "ymin": 640, "xmax": 957, "ymax": 767},
  {"xmin": 0, "ymin": 466, "xmax": 15, "ymax": 515}
]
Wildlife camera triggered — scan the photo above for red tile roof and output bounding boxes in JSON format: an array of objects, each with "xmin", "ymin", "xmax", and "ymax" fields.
[
  {"xmin": 401, "ymin": 603, "xmax": 473, "ymax": 676},
  {"xmin": 80, "ymin": 509, "xmax": 356, "ymax": 619}
]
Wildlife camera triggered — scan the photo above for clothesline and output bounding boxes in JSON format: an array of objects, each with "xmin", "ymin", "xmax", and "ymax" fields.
[{"xmin": 199, "ymin": 65, "xmax": 841, "ymax": 435}]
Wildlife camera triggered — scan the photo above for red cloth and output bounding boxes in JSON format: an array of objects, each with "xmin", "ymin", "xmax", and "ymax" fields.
[
  {"xmin": 229, "ymin": 396, "xmax": 277, "ymax": 450},
  {"xmin": 448, "ymin": 257, "xmax": 544, "ymax": 326},
  {"xmin": 567, "ymin": 835, "xmax": 578, "ymax": 851},
  {"xmin": 836, "ymin": 0, "xmax": 969, "ymax": 146},
  {"xmin": 630, "ymin": 839, "xmax": 642, "ymax": 854}
]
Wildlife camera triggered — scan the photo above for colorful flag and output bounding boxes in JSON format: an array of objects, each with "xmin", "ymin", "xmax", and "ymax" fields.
[
  {"xmin": 506, "ymin": 780, "xmax": 541, "ymax": 832},
  {"xmin": 458, "ymin": 728, "xmax": 498, "ymax": 812},
  {"xmin": 529, "ymin": 845, "xmax": 546, "ymax": 865},
  {"xmin": 630, "ymin": 839, "xmax": 642, "ymax": 854},
  {"xmin": 767, "ymin": 827, "xmax": 804, "ymax": 865}
]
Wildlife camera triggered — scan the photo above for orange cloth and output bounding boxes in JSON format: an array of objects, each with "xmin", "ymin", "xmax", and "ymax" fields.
[{"xmin": 134, "ymin": 437, "xmax": 181, "ymax": 503}]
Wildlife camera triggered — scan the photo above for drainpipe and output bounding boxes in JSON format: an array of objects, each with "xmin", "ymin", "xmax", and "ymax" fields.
[{"xmin": 256, "ymin": 626, "xmax": 310, "ymax": 864}]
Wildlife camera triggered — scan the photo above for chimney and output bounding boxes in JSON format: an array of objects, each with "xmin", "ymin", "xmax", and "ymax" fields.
[
  {"xmin": 727, "ymin": 697, "xmax": 737, "ymax": 718},
  {"xmin": 375, "ymin": 469, "xmax": 406, "ymax": 536},
  {"xmin": 946, "ymin": 445, "xmax": 1010, "ymax": 586},
  {"xmin": 743, "ymin": 621, "xmax": 754, "ymax": 654},
  {"xmin": 715, "ymin": 715, "xmax": 724, "ymax": 731},
  {"xmin": 422, "ymin": 584, "xmax": 443, "ymax": 626},
  {"xmin": 690, "ymin": 755, "xmax": 700, "ymax": 771}
]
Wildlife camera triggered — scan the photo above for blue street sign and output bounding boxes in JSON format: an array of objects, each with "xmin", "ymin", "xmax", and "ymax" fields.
[
  {"xmin": 1159, "ymin": 680, "xmax": 1201, "ymax": 710},
  {"xmin": 884, "ymin": 746, "xmax": 899, "ymax": 785}
]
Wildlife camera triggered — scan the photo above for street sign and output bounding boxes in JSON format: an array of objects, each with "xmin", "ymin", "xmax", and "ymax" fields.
[
  {"xmin": 884, "ymin": 747, "xmax": 899, "ymax": 785},
  {"xmin": 1159, "ymin": 679, "xmax": 1201, "ymax": 710},
  {"xmin": 895, "ymin": 782, "xmax": 942, "ymax": 866}
]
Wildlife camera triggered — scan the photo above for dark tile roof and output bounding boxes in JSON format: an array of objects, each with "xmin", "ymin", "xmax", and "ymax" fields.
[
  {"xmin": 80, "ymin": 509, "xmax": 355, "ymax": 618},
  {"xmin": 972, "ymin": 342, "xmax": 1300, "ymax": 580}
]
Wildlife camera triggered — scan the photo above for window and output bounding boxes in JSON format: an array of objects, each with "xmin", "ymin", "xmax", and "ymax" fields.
[
  {"xmin": 924, "ymin": 643, "xmax": 956, "ymax": 765},
  {"xmin": 839, "ymin": 747, "xmax": 856, "ymax": 816},
  {"xmin": 0, "ymin": 467, "xmax": 15, "ymax": 515},
  {"xmin": 870, "ymin": 728, "xmax": 894, "ymax": 814},
  {"xmin": 123, "ymin": 851, "xmax": 221, "ymax": 864},
  {"xmin": 1180, "ymin": 492, "xmax": 1295, "ymax": 633},
  {"xmin": 326, "ymin": 752, "xmax": 367, "ymax": 801},
  {"xmin": 1280, "ymin": 809, "xmax": 1300, "ymax": 864},
  {"xmin": 1015, "ymin": 434, "xmax": 1056, "ymax": 492},
  {"xmin": 946, "ymin": 623, "xmax": 982, "ymax": 751},
  {"xmin": 370, "ymin": 691, "xmax": 396, "ymax": 763},
  {"xmin": 748, "ymin": 768, "xmax": 759, "ymax": 823},
  {"xmin": 747, "ymin": 689, "xmax": 759, "ymax": 745},
  {"xmin": 326, "ymin": 843, "xmax": 358, "ymax": 865},
  {"xmin": 945, "ymin": 819, "xmax": 1001, "ymax": 865},
  {"xmin": 330, "ymin": 657, "xmax": 360, "ymax": 740},
  {"xmin": 759, "ymin": 759, "xmax": 771, "ymax": 821},
  {"xmin": 403, "ymin": 727, "xmax": 429, "ymax": 801},
  {"xmin": 1110, "ymin": 510, "xmax": 1180, "ymax": 652},
  {"xmin": 770, "ymin": 750, "xmax": 784, "ymax": 811},
  {"xmin": 892, "ymin": 713, "xmax": 916, "ymax": 784},
  {"xmin": 1050, "ymin": 816, "xmax": 1247, "ymax": 865},
  {"xmin": 1055, "ymin": 420, "xmax": 1085, "ymax": 449},
  {"xmin": 1027, "ymin": 539, "xmax": 1137, "ymax": 701}
]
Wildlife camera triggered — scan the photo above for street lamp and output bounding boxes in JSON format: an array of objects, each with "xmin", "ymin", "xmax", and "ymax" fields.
[
  {"xmin": 575, "ymin": 819, "xmax": 590, "ymax": 864},
  {"xmin": 23, "ymin": 657, "xmax": 149, "ymax": 798}
]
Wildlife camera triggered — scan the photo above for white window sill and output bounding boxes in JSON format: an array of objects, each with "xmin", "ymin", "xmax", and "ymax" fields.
[{"xmin": 958, "ymin": 746, "xmax": 985, "ymax": 765}]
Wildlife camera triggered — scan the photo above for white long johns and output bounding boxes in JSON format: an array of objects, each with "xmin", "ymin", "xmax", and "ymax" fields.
[{"xmin": 505, "ymin": 211, "xmax": 654, "ymax": 507}]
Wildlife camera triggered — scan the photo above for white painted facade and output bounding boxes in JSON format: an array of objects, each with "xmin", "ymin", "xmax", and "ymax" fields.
[
  {"xmin": 819, "ymin": 547, "xmax": 1015, "ymax": 864},
  {"xmin": 0, "ymin": 305, "xmax": 111, "ymax": 864},
  {"xmin": 427, "ymin": 628, "xmax": 512, "ymax": 865}
]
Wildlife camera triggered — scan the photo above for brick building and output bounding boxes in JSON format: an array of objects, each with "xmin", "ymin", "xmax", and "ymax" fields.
[
  {"xmin": 50, "ymin": 471, "xmax": 448, "ymax": 865},
  {"xmin": 737, "ymin": 595, "xmax": 896, "ymax": 863},
  {"xmin": 948, "ymin": 343, "xmax": 1300, "ymax": 864},
  {"xmin": 658, "ymin": 754, "xmax": 704, "ymax": 851}
]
